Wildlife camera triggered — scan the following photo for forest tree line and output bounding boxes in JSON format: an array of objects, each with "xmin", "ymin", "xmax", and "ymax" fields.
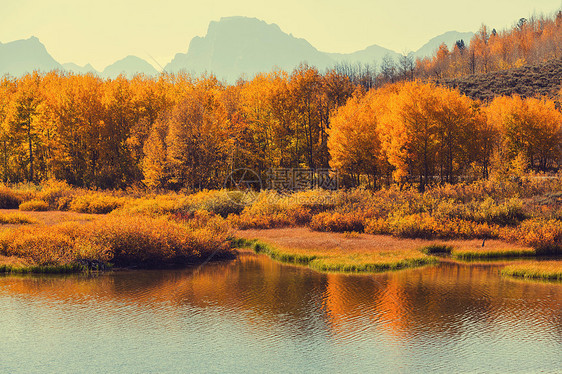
[
  {"xmin": 0, "ymin": 67, "xmax": 561, "ymax": 191},
  {"xmin": 0, "ymin": 68, "xmax": 356, "ymax": 189}
]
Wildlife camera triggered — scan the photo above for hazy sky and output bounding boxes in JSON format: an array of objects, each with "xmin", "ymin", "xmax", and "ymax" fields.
[{"xmin": 1, "ymin": 0, "xmax": 560, "ymax": 70}]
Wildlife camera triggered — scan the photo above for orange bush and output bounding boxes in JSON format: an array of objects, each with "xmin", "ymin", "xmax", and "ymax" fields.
[
  {"xmin": 0, "ymin": 215, "xmax": 234, "ymax": 268},
  {"xmin": 309, "ymin": 212, "xmax": 365, "ymax": 233},
  {"xmin": 500, "ymin": 218, "xmax": 562, "ymax": 254}
]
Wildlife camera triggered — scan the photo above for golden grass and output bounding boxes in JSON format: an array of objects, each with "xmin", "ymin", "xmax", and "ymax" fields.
[
  {"xmin": 449, "ymin": 240, "xmax": 536, "ymax": 259},
  {"xmin": 308, "ymin": 253, "xmax": 435, "ymax": 273},
  {"xmin": 0, "ymin": 212, "xmax": 37, "ymax": 225},
  {"xmin": 501, "ymin": 261, "xmax": 562, "ymax": 281},
  {"xmin": 235, "ymin": 228, "xmax": 438, "ymax": 273}
]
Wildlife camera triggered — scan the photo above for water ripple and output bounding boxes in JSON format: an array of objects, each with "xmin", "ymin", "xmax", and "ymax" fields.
[{"xmin": 0, "ymin": 258, "xmax": 560, "ymax": 373}]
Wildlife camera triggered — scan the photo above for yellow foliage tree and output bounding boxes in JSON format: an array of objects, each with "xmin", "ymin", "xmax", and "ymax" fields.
[{"xmin": 487, "ymin": 95, "xmax": 562, "ymax": 172}]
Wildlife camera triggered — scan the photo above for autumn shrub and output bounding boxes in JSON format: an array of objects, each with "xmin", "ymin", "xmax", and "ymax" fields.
[
  {"xmin": 309, "ymin": 212, "xmax": 365, "ymax": 233},
  {"xmin": 425, "ymin": 176, "xmax": 562, "ymax": 204},
  {"xmin": 83, "ymin": 215, "xmax": 233, "ymax": 267},
  {"xmin": 434, "ymin": 197, "xmax": 526, "ymax": 226},
  {"xmin": 364, "ymin": 218, "xmax": 392, "ymax": 235},
  {"xmin": 0, "ymin": 222, "xmax": 83, "ymax": 266},
  {"xmin": 36, "ymin": 180, "xmax": 76, "ymax": 210},
  {"xmin": 234, "ymin": 188, "xmax": 377, "ymax": 231},
  {"xmin": 19, "ymin": 199, "xmax": 49, "ymax": 211},
  {"xmin": 0, "ymin": 215, "xmax": 234, "ymax": 269},
  {"xmin": 386, "ymin": 213, "xmax": 438, "ymax": 239},
  {"xmin": 0, "ymin": 187, "xmax": 22, "ymax": 209},
  {"xmin": 294, "ymin": 189, "xmax": 336, "ymax": 213},
  {"xmin": 187, "ymin": 190, "xmax": 245, "ymax": 217},
  {"xmin": 378, "ymin": 213, "xmax": 500, "ymax": 240},
  {"xmin": 473, "ymin": 198, "xmax": 526, "ymax": 225},
  {"xmin": 500, "ymin": 218, "xmax": 562, "ymax": 254},
  {"xmin": 527, "ymin": 191, "xmax": 562, "ymax": 220},
  {"xmin": 69, "ymin": 193, "xmax": 125, "ymax": 214},
  {"xmin": 118, "ymin": 194, "xmax": 187, "ymax": 217},
  {"xmin": 230, "ymin": 206, "xmax": 313, "ymax": 229},
  {"xmin": 7, "ymin": 183, "xmax": 41, "ymax": 202},
  {"xmin": 229, "ymin": 190, "xmax": 315, "ymax": 229}
]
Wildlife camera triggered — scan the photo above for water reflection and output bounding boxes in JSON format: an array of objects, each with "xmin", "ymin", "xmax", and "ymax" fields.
[{"xmin": 0, "ymin": 254, "xmax": 560, "ymax": 373}]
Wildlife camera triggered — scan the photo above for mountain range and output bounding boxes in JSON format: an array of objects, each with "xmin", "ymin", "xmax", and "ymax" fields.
[{"xmin": 0, "ymin": 17, "xmax": 473, "ymax": 81}]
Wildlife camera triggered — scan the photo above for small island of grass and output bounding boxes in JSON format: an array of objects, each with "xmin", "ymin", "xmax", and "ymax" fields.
[
  {"xmin": 233, "ymin": 233, "xmax": 437, "ymax": 274},
  {"xmin": 501, "ymin": 261, "xmax": 562, "ymax": 281}
]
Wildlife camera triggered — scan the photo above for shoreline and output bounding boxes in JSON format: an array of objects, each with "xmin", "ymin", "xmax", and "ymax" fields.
[
  {"xmin": 1, "ymin": 207, "xmax": 561, "ymax": 279},
  {"xmin": 234, "ymin": 228, "xmax": 562, "ymax": 278}
]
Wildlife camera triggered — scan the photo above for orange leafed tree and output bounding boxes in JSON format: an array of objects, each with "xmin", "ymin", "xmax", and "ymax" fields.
[
  {"xmin": 328, "ymin": 88, "xmax": 387, "ymax": 187},
  {"xmin": 487, "ymin": 95, "xmax": 562, "ymax": 171},
  {"xmin": 377, "ymin": 81, "xmax": 487, "ymax": 189}
]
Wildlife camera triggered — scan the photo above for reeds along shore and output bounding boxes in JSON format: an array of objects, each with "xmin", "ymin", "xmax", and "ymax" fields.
[
  {"xmin": 501, "ymin": 261, "xmax": 562, "ymax": 281},
  {"xmin": 0, "ymin": 176, "xmax": 560, "ymax": 274}
]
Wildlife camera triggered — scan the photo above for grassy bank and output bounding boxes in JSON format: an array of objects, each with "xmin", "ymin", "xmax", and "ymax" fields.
[
  {"xmin": 501, "ymin": 261, "xmax": 562, "ymax": 281},
  {"xmin": 234, "ymin": 229, "xmax": 439, "ymax": 274},
  {"xmin": 449, "ymin": 240, "xmax": 537, "ymax": 260},
  {"xmin": 234, "ymin": 228, "xmax": 560, "ymax": 275}
]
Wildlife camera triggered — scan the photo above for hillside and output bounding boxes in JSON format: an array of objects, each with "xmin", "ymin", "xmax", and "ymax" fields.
[
  {"xmin": 413, "ymin": 31, "xmax": 473, "ymax": 58},
  {"xmin": 0, "ymin": 36, "xmax": 61, "ymax": 76},
  {"xmin": 439, "ymin": 57, "xmax": 562, "ymax": 101},
  {"xmin": 101, "ymin": 55, "xmax": 159, "ymax": 78},
  {"xmin": 165, "ymin": 16, "xmax": 334, "ymax": 80}
]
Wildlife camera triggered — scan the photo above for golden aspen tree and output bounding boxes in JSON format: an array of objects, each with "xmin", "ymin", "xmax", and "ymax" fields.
[
  {"xmin": 487, "ymin": 95, "xmax": 562, "ymax": 171},
  {"xmin": 377, "ymin": 82, "xmax": 481, "ymax": 190},
  {"xmin": 4, "ymin": 72, "xmax": 43, "ymax": 182},
  {"xmin": 328, "ymin": 88, "xmax": 386, "ymax": 187},
  {"xmin": 0, "ymin": 77, "xmax": 17, "ymax": 181}
]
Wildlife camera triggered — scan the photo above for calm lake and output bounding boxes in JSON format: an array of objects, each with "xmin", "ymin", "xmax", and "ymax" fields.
[{"xmin": 0, "ymin": 253, "xmax": 560, "ymax": 373}]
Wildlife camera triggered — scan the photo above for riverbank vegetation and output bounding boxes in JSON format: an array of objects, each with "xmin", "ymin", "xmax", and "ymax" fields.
[
  {"xmin": 501, "ymin": 261, "xmax": 562, "ymax": 281},
  {"xmin": 0, "ymin": 204, "xmax": 234, "ymax": 273},
  {"xmin": 0, "ymin": 176, "xmax": 561, "ymax": 275}
]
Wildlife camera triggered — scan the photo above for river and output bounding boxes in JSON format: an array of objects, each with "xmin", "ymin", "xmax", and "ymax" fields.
[{"xmin": 0, "ymin": 253, "xmax": 560, "ymax": 373}]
